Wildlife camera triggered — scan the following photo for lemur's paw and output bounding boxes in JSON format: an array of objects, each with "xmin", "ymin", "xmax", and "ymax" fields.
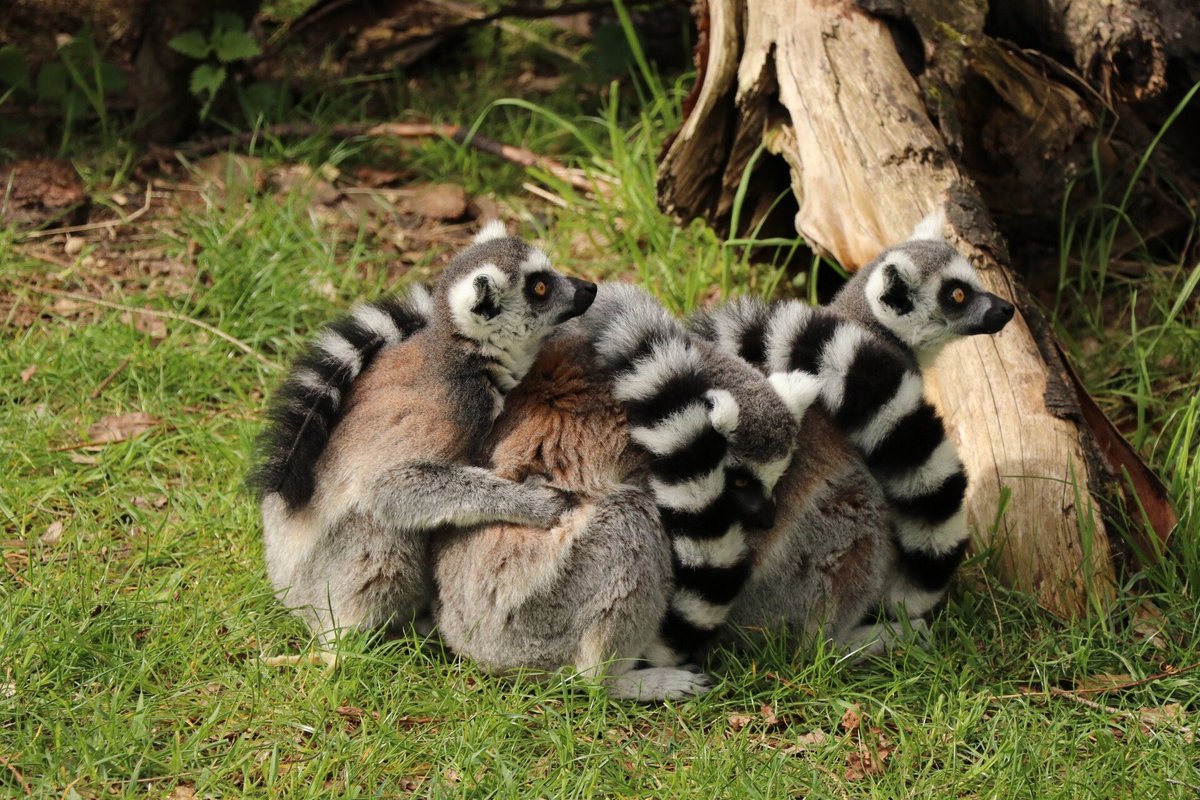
[{"xmin": 606, "ymin": 666, "xmax": 714, "ymax": 702}]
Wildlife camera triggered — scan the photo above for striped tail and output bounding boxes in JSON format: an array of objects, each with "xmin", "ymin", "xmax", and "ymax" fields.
[
  {"xmin": 577, "ymin": 285, "xmax": 753, "ymax": 664},
  {"xmin": 696, "ymin": 297, "xmax": 971, "ymax": 615},
  {"xmin": 250, "ymin": 288, "xmax": 431, "ymax": 512}
]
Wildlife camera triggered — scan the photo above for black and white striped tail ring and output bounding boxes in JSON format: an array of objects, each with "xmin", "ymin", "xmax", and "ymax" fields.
[{"xmin": 251, "ymin": 288, "xmax": 430, "ymax": 511}]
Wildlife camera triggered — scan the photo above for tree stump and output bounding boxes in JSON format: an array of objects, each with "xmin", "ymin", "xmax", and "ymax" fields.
[{"xmin": 658, "ymin": 0, "xmax": 1195, "ymax": 617}]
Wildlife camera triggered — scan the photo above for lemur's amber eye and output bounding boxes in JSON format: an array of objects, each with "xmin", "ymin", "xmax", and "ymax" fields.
[
  {"xmin": 951, "ymin": 287, "xmax": 966, "ymax": 304},
  {"xmin": 533, "ymin": 280, "xmax": 548, "ymax": 297},
  {"xmin": 733, "ymin": 477, "xmax": 750, "ymax": 489}
]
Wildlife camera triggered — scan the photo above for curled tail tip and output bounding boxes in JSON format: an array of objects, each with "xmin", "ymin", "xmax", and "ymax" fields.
[
  {"xmin": 703, "ymin": 388, "xmax": 740, "ymax": 437},
  {"xmin": 767, "ymin": 371, "xmax": 821, "ymax": 423}
]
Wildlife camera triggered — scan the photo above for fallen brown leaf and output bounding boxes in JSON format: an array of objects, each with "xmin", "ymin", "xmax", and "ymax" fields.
[
  {"xmin": 87, "ymin": 411, "xmax": 160, "ymax": 444},
  {"xmin": 844, "ymin": 727, "xmax": 894, "ymax": 782},
  {"xmin": 20, "ymin": 364, "xmax": 38, "ymax": 383},
  {"xmin": 839, "ymin": 703, "xmax": 862, "ymax": 733},
  {"xmin": 1132, "ymin": 600, "xmax": 1169, "ymax": 650},
  {"xmin": 40, "ymin": 520, "xmax": 63, "ymax": 546},
  {"xmin": 131, "ymin": 495, "xmax": 168, "ymax": 510},
  {"xmin": 404, "ymin": 183, "xmax": 469, "ymax": 221},
  {"xmin": 0, "ymin": 157, "xmax": 87, "ymax": 229},
  {"xmin": 120, "ymin": 310, "xmax": 168, "ymax": 340},
  {"xmin": 1138, "ymin": 703, "xmax": 1185, "ymax": 727},
  {"xmin": 168, "ymin": 786, "xmax": 196, "ymax": 800},
  {"xmin": 68, "ymin": 453, "xmax": 101, "ymax": 465},
  {"xmin": 728, "ymin": 713, "xmax": 753, "ymax": 732},
  {"xmin": 351, "ymin": 165, "xmax": 411, "ymax": 187},
  {"xmin": 1075, "ymin": 673, "xmax": 1135, "ymax": 692},
  {"xmin": 845, "ymin": 747, "xmax": 888, "ymax": 782},
  {"xmin": 760, "ymin": 703, "xmax": 781, "ymax": 727},
  {"xmin": 795, "ymin": 730, "xmax": 829, "ymax": 748}
]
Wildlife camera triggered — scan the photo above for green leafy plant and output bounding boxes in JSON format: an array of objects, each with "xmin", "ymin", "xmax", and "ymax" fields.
[
  {"xmin": 168, "ymin": 12, "xmax": 262, "ymax": 120},
  {"xmin": 0, "ymin": 32, "xmax": 126, "ymax": 149}
]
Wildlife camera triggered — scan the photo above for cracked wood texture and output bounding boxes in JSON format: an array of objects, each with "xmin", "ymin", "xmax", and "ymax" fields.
[{"xmin": 660, "ymin": 0, "xmax": 1117, "ymax": 617}]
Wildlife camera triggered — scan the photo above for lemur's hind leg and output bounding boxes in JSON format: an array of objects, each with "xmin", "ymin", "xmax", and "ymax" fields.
[{"xmin": 273, "ymin": 511, "xmax": 433, "ymax": 646}]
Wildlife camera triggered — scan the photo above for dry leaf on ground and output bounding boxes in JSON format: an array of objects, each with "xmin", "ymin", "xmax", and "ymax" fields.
[
  {"xmin": 120, "ymin": 311, "xmax": 168, "ymax": 340},
  {"xmin": 728, "ymin": 713, "xmax": 754, "ymax": 732},
  {"xmin": 840, "ymin": 703, "xmax": 862, "ymax": 733},
  {"xmin": 1132, "ymin": 600, "xmax": 1169, "ymax": 649},
  {"xmin": 87, "ymin": 412, "xmax": 160, "ymax": 444},
  {"xmin": 795, "ymin": 730, "xmax": 828, "ymax": 748},
  {"xmin": 40, "ymin": 521, "xmax": 63, "ymax": 546},
  {"xmin": 760, "ymin": 703, "xmax": 785, "ymax": 728},
  {"xmin": 1138, "ymin": 703, "xmax": 1186, "ymax": 727},
  {"xmin": 0, "ymin": 158, "xmax": 87, "ymax": 228},
  {"xmin": 20, "ymin": 365, "xmax": 38, "ymax": 383},
  {"xmin": 403, "ymin": 183, "xmax": 469, "ymax": 220},
  {"xmin": 844, "ymin": 727, "xmax": 895, "ymax": 781},
  {"xmin": 1075, "ymin": 673, "xmax": 1135, "ymax": 692}
]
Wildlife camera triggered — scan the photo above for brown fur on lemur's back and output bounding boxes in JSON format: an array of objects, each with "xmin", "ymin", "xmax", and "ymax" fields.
[
  {"xmin": 483, "ymin": 335, "xmax": 643, "ymax": 494},
  {"xmin": 320, "ymin": 334, "xmax": 485, "ymax": 486}
]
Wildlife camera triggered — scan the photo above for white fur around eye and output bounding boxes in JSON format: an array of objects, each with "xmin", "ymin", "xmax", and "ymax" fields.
[
  {"xmin": 944, "ymin": 257, "xmax": 983, "ymax": 289},
  {"xmin": 519, "ymin": 249, "xmax": 553, "ymax": 274}
]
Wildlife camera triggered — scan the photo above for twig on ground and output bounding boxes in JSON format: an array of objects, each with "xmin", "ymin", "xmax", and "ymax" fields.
[
  {"xmin": 91, "ymin": 358, "xmax": 132, "ymax": 399},
  {"xmin": 30, "ymin": 287, "xmax": 282, "ymax": 372},
  {"xmin": 0, "ymin": 754, "xmax": 32, "ymax": 796},
  {"xmin": 993, "ymin": 661, "xmax": 1200, "ymax": 701},
  {"xmin": 149, "ymin": 121, "xmax": 614, "ymax": 197},
  {"xmin": 521, "ymin": 182, "xmax": 570, "ymax": 208},
  {"xmin": 1165, "ymin": 778, "xmax": 1200, "ymax": 792},
  {"xmin": 21, "ymin": 184, "xmax": 154, "ymax": 239}
]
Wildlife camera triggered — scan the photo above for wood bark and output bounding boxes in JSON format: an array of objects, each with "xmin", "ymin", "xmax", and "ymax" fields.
[
  {"xmin": 660, "ymin": 0, "xmax": 1134, "ymax": 617},
  {"xmin": 990, "ymin": 0, "xmax": 1167, "ymax": 102}
]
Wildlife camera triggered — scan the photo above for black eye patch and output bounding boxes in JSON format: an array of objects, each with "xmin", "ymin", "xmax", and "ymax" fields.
[
  {"xmin": 524, "ymin": 272, "xmax": 554, "ymax": 303},
  {"xmin": 938, "ymin": 280, "xmax": 973, "ymax": 312}
]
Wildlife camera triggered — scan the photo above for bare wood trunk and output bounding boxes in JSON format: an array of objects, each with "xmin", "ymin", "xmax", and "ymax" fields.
[
  {"xmin": 991, "ymin": 0, "xmax": 1167, "ymax": 102},
  {"xmin": 660, "ymin": 0, "xmax": 1121, "ymax": 617}
]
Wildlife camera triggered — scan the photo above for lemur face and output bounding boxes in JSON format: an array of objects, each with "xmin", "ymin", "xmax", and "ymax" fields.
[
  {"xmin": 442, "ymin": 222, "xmax": 597, "ymax": 348},
  {"xmin": 703, "ymin": 385, "xmax": 794, "ymax": 532},
  {"xmin": 864, "ymin": 239, "xmax": 1014, "ymax": 362},
  {"xmin": 725, "ymin": 451, "xmax": 794, "ymax": 531}
]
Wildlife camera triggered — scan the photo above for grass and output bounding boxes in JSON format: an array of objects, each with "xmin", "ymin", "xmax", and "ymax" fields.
[{"xmin": 2, "ymin": 21, "xmax": 1199, "ymax": 800}]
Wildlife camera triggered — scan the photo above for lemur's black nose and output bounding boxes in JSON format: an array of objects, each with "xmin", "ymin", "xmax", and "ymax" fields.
[
  {"xmin": 733, "ymin": 487, "xmax": 776, "ymax": 531},
  {"xmin": 982, "ymin": 297, "xmax": 1015, "ymax": 332},
  {"xmin": 968, "ymin": 293, "xmax": 1015, "ymax": 335}
]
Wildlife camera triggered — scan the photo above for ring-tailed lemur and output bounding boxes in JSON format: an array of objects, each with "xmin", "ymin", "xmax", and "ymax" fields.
[
  {"xmin": 565, "ymin": 284, "xmax": 804, "ymax": 667},
  {"xmin": 433, "ymin": 322, "xmax": 891, "ymax": 700},
  {"xmin": 691, "ymin": 212, "xmax": 1014, "ymax": 619},
  {"xmin": 434, "ymin": 286, "xmax": 808, "ymax": 700},
  {"xmin": 252, "ymin": 222, "xmax": 598, "ymax": 640}
]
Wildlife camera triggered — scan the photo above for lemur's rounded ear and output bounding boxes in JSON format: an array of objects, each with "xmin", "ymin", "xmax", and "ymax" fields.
[
  {"xmin": 470, "ymin": 273, "xmax": 501, "ymax": 319},
  {"xmin": 474, "ymin": 219, "xmax": 508, "ymax": 244},
  {"xmin": 909, "ymin": 209, "xmax": 946, "ymax": 242},
  {"xmin": 879, "ymin": 262, "xmax": 915, "ymax": 315}
]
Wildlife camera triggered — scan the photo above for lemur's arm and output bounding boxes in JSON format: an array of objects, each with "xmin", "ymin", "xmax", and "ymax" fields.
[{"xmin": 368, "ymin": 463, "xmax": 572, "ymax": 530}]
